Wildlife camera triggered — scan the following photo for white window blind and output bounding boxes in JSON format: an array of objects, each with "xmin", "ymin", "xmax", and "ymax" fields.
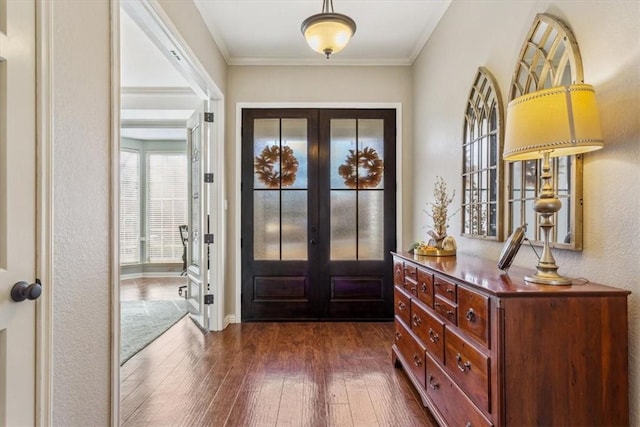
[
  {"xmin": 120, "ymin": 149, "xmax": 141, "ymax": 264},
  {"xmin": 146, "ymin": 152, "xmax": 187, "ymax": 263}
]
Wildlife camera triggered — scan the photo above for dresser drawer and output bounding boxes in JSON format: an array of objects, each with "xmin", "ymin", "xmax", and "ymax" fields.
[
  {"xmin": 444, "ymin": 327, "xmax": 490, "ymax": 412},
  {"xmin": 411, "ymin": 300, "xmax": 445, "ymax": 362},
  {"xmin": 394, "ymin": 286, "xmax": 411, "ymax": 326},
  {"xmin": 403, "ymin": 262, "xmax": 417, "ymax": 282},
  {"xmin": 416, "ymin": 268, "xmax": 433, "ymax": 307},
  {"xmin": 426, "ymin": 354, "xmax": 493, "ymax": 427},
  {"xmin": 458, "ymin": 286, "xmax": 490, "ymax": 348},
  {"xmin": 404, "ymin": 276, "xmax": 418, "ymax": 295},
  {"xmin": 433, "ymin": 294, "xmax": 457, "ymax": 325},
  {"xmin": 393, "ymin": 259, "xmax": 404, "ymax": 287},
  {"xmin": 434, "ymin": 275, "xmax": 457, "ymax": 302},
  {"xmin": 395, "ymin": 318, "xmax": 426, "ymax": 388}
]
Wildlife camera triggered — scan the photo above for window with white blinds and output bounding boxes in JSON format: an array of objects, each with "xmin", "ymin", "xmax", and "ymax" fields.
[
  {"xmin": 120, "ymin": 149, "xmax": 141, "ymax": 264},
  {"xmin": 146, "ymin": 152, "xmax": 187, "ymax": 263}
]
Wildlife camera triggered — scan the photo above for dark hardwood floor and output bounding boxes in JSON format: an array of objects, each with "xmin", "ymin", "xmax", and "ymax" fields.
[{"xmin": 120, "ymin": 319, "xmax": 438, "ymax": 426}]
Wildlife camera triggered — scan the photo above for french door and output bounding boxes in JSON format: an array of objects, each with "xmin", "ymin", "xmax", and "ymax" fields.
[{"xmin": 241, "ymin": 108, "xmax": 396, "ymax": 320}]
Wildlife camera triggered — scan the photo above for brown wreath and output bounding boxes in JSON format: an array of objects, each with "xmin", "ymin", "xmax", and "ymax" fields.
[
  {"xmin": 338, "ymin": 146, "xmax": 384, "ymax": 189},
  {"xmin": 254, "ymin": 144, "xmax": 299, "ymax": 188}
]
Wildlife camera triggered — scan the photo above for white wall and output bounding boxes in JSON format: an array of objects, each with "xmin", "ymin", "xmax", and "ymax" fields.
[
  {"xmin": 51, "ymin": 1, "xmax": 111, "ymax": 424},
  {"xmin": 412, "ymin": 1, "xmax": 640, "ymax": 424},
  {"xmin": 49, "ymin": 0, "xmax": 227, "ymax": 424},
  {"xmin": 225, "ymin": 65, "xmax": 413, "ymax": 319}
]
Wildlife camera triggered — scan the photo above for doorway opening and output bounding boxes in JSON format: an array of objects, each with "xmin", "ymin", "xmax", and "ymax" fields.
[{"xmin": 115, "ymin": 1, "xmax": 226, "ymax": 419}]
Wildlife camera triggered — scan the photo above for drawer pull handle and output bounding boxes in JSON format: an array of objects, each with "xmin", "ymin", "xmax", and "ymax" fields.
[
  {"xmin": 421, "ymin": 283, "xmax": 428, "ymax": 293},
  {"xmin": 434, "ymin": 302, "xmax": 441, "ymax": 308},
  {"xmin": 456, "ymin": 353, "xmax": 471, "ymax": 372},
  {"xmin": 446, "ymin": 310, "xmax": 454, "ymax": 318},
  {"xmin": 411, "ymin": 285, "xmax": 417, "ymax": 292},
  {"xmin": 412, "ymin": 353, "xmax": 423, "ymax": 367},
  {"xmin": 412, "ymin": 314, "xmax": 422, "ymax": 327},
  {"xmin": 465, "ymin": 308, "xmax": 476, "ymax": 322},
  {"xmin": 434, "ymin": 282, "xmax": 440, "ymax": 287},
  {"xmin": 428, "ymin": 374, "xmax": 439, "ymax": 390},
  {"xmin": 428, "ymin": 328, "xmax": 439, "ymax": 343},
  {"xmin": 446, "ymin": 288, "xmax": 454, "ymax": 294},
  {"xmin": 465, "ymin": 423, "xmax": 472, "ymax": 427},
  {"xmin": 398, "ymin": 301, "xmax": 406, "ymax": 310},
  {"xmin": 395, "ymin": 331, "xmax": 401, "ymax": 341}
]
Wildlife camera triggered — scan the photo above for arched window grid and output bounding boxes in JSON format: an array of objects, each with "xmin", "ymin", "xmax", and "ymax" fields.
[
  {"xmin": 507, "ymin": 13, "xmax": 584, "ymax": 250},
  {"xmin": 462, "ymin": 67, "xmax": 503, "ymax": 241}
]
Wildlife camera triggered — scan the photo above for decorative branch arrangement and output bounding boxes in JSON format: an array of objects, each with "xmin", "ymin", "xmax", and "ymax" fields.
[{"xmin": 410, "ymin": 176, "xmax": 458, "ymax": 255}]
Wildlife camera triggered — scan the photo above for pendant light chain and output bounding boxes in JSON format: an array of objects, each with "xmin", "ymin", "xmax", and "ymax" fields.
[{"xmin": 322, "ymin": 0, "xmax": 334, "ymax": 14}]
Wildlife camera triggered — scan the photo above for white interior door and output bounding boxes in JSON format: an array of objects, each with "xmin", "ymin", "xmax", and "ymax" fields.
[
  {"xmin": 186, "ymin": 107, "xmax": 209, "ymax": 329},
  {"xmin": 0, "ymin": 1, "xmax": 38, "ymax": 425}
]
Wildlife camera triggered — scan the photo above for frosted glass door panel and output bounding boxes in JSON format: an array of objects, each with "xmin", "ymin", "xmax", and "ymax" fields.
[
  {"xmin": 330, "ymin": 191, "xmax": 357, "ymax": 260},
  {"xmin": 253, "ymin": 117, "xmax": 309, "ymax": 261},
  {"xmin": 282, "ymin": 119, "xmax": 308, "ymax": 189},
  {"xmin": 253, "ymin": 191, "xmax": 280, "ymax": 260},
  {"xmin": 282, "ymin": 191, "xmax": 308, "ymax": 260},
  {"xmin": 254, "ymin": 119, "xmax": 280, "ymax": 189},
  {"xmin": 357, "ymin": 191, "xmax": 384, "ymax": 260},
  {"xmin": 357, "ymin": 119, "xmax": 384, "ymax": 190},
  {"xmin": 330, "ymin": 119, "xmax": 356, "ymax": 189},
  {"xmin": 330, "ymin": 118, "xmax": 385, "ymax": 261}
]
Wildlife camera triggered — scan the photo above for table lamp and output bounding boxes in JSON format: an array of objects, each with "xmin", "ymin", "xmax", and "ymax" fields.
[{"xmin": 503, "ymin": 84, "xmax": 604, "ymax": 285}]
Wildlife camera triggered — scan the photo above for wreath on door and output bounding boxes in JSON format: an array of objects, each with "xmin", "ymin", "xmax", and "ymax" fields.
[
  {"xmin": 338, "ymin": 146, "xmax": 384, "ymax": 189},
  {"xmin": 254, "ymin": 144, "xmax": 299, "ymax": 188}
]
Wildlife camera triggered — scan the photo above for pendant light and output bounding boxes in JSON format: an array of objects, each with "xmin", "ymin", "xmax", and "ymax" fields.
[{"xmin": 301, "ymin": 0, "xmax": 356, "ymax": 59}]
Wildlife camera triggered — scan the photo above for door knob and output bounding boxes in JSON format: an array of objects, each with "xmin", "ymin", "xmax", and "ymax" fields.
[
  {"xmin": 11, "ymin": 279, "xmax": 42, "ymax": 302},
  {"xmin": 309, "ymin": 239, "xmax": 317, "ymax": 245}
]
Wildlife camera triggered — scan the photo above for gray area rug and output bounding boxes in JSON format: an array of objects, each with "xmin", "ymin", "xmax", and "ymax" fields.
[{"xmin": 121, "ymin": 299, "xmax": 189, "ymax": 365}]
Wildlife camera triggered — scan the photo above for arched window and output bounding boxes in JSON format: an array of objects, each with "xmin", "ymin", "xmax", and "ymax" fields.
[
  {"xmin": 462, "ymin": 67, "xmax": 504, "ymax": 240},
  {"xmin": 507, "ymin": 14, "xmax": 584, "ymax": 249}
]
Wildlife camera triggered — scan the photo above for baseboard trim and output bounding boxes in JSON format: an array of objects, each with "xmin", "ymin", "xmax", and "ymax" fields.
[
  {"xmin": 120, "ymin": 271, "xmax": 183, "ymax": 280},
  {"xmin": 224, "ymin": 314, "xmax": 237, "ymax": 327}
]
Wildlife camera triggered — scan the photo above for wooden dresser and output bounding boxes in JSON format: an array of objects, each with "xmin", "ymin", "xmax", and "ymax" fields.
[{"xmin": 391, "ymin": 251, "xmax": 630, "ymax": 426}]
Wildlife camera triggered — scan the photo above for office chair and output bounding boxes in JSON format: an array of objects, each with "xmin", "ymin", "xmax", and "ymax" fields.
[{"xmin": 179, "ymin": 225, "xmax": 188, "ymax": 276}]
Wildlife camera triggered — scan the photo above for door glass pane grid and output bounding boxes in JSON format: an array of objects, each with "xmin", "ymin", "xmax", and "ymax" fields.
[
  {"xmin": 253, "ymin": 118, "xmax": 308, "ymax": 261},
  {"xmin": 330, "ymin": 119, "xmax": 385, "ymax": 260}
]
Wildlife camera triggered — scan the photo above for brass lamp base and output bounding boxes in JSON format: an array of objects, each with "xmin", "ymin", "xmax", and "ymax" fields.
[
  {"xmin": 525, "ymin": 271, "xmax": 572, "ymax": 286},
  {"xmin": 526, "ymin": 151, "xmax": 574, "ymax": 287}
]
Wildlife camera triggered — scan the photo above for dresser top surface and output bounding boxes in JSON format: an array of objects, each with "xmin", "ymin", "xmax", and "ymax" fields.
[{"xmin": 393, "ymin": 252, "xmax": 630, "ymax": 297}]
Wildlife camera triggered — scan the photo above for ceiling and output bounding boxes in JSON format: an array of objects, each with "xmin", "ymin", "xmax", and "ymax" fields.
[
  {"xmin": 119, "ymin": 0, "xmax": 452, "ymax": 140},
  {"xmin": 194, "ymin": 0, "xmax": 452, "ymax": 65}
]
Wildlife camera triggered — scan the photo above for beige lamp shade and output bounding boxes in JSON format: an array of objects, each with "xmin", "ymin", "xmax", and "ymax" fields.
[
  {"xmin": 503, "ymin": 84, "xmax": 604, "ymax": 161},
  {"xmin": 301, "ymin": 13, "xmax": 356, "ymax": 58}
]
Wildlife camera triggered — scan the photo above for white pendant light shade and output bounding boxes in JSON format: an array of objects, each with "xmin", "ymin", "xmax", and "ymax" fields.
[{"xmin": 301, "ymin": 0, "xmax": 356, "ymax": 58}]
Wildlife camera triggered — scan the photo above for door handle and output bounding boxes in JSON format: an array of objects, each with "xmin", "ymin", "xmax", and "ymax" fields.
[
  {"xmin": 11, "ymin": 279, "xmax": 42, "ymax": 302},
  {"xmin": 309, "ymin": 239, "xmax": 317, "ymax": 245}
]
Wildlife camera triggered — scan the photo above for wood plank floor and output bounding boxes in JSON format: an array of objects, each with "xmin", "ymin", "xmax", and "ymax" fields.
[
  {"xmin": 120, "ymin": 319, "xmax": 438, "ymax": 427},
  {"xmin": 119, "ymin": 278, "xmax": 437, "ymax": 426}
]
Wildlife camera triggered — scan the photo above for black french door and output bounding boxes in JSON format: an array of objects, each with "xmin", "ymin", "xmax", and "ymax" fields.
[{"xmin": 241, "ymin": 108, "xmax": 396, "ymax": 320}]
